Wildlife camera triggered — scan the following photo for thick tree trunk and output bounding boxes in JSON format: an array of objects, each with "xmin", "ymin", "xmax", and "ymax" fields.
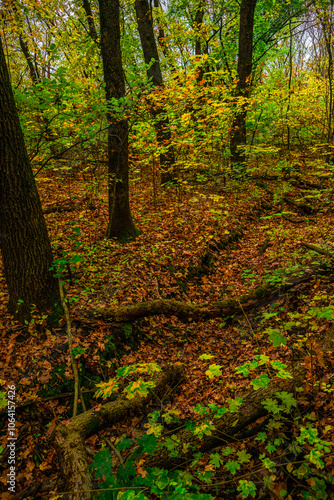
[
  {"xmin": 230, "ymin": 0, "xmax": 257, "ymax": 174},
  {"xmin": 0, "ymin": 37, "xmax": 60, "ymax": 323},
  {"xmin": 98, "ymin": 0, "xmax": 139, "ymax": 242},
  {"xmin": 135, "ymin": 0, "xmax": 176, "ymax": 184}
]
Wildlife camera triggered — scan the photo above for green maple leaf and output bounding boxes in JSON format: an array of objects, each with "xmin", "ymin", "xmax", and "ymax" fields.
[
  {"xmin": 276, "ymin": 391, "xmax": 297, "ymax": 409},
  {"xmin": 225, "ymin": 459, "xmax": 241, "ymax": 474},
  {"xmin": 237, "ymin": 480, "xmax": 256, "ymax": 498},
  {"xmin": 237, "ymin": 450, "xmax": 251, "ymax": 463},
  {"xmin": 262, "ymin": 398, "xmax": 281, "ymax": 414},
  {"xmin": 209, "ymin": 453, "xmax": 221, "ymax": 468},
  {"xmin": 199, "ymin": 353, "xmax": 214, "ymax": 360},
  {"xmin": 205, "ymin": 364, "xmax": 222, "ymax": 379},
  {"xmin": 116, "ymin": 436, "xmax": 133, "ymax": 451},
  {"xmin": 251, "ymin": 373, "xmax": 270, "ymax": 390},
  {"xmin": 268, "ymin": 330, "xmax": 287, "ymax": 347}
]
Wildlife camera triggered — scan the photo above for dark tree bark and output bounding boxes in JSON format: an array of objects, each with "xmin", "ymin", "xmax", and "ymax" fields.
[
  {"xmin": 153, "ymin": 0, "xmax": 168, "ymax": 56},
  {"xmin": 82, "ymin": 0, "xmax": 99, "ymax": 43},
  {"xmin": 230, "ymin": 0, "xmax": 257, "ymax": 174},
  {"xmin": 98, "ymin": 0, "xmax": 139, "ymax": 242},
  {"xmin": 135, "ymin": 0, "xmax": 176, "ymax": 184},
  {"xmin": 0, "ymin": 36, "xmax": 60, "ymax": 323},
  {"xmin": 194, "ymin": 0, "xmax": 205, "ymax": 57},
  {"xmin": 18, "ymin": 35, "xmax": 39, "ymax": 84}
]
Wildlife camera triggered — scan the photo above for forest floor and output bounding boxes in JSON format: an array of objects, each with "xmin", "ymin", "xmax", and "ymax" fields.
[{"xmin": 1, "ymin": 158, "xmax": 334, "ymax": 499}]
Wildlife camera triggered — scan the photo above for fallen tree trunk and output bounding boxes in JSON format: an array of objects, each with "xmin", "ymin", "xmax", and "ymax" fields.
[
  {"xmin": 97, "ymin": 257, "xmax": 332, "ymax": 323},
  {"xmin": 144, "ymin": 324, "xmax": 334, "ymax": 470},
  {"xmin": 54, "ymin": 365, "xmax": 183, "ymax": 500},
  {"xmin": 256, "ymin": 182, "xmax": 315, "ymax": 214}
]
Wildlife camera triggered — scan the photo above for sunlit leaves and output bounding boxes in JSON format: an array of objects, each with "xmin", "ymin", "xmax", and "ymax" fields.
[
  {"xmin": 95, "ymin": 378, "xmax": 120, "ymax": 399},
  {"xmin": 117, "ymin": 363, "xmax": 161, "ymax": 378},
  {"xmin": 205, "ymin": 364, "xmax": 222, "ymax": 379},
  {"xmin": 124, "ymin": 379, "xmax": 156, "ymax": 399}
]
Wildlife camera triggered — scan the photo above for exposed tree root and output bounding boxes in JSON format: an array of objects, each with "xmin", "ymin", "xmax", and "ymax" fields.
[
  {"xmin": 54, "ymin": 365, "xmax": 183, "ymax": 500},
  {"xmin": 43, "ymin": 197, "xmax": 95, "ymax": 214},
  {"xmin": 169, "ymin": 200, "xmax": 271, "ymax": 292},
  {"xmin": 44, "ymin": 204, "xmax": 76, "ymax": 214}
]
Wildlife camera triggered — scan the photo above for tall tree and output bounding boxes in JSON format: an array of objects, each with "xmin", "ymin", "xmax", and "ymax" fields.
[
  {"xmin": 230, "ymin": 0, "xmax": 257, "ymax": 174},
  {"xmin": 135, "ymin": 0, "xmax": 176, "ymax": 184},
  {"xmin": 0, "ymin": 36, "xmax": 60, "ymax": 323},
  {"xmin": 98, "ymin": 0, "xmax": 139, "ymax": 242},
  {"xmin": 314, "ymin": 2, "xmax": 334, "ymax": 161}
]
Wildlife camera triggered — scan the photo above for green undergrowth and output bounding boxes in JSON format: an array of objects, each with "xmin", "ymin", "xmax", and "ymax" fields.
[{"xmin": 89, "ymin": 298, "xmax": 334, "ymax": 500}]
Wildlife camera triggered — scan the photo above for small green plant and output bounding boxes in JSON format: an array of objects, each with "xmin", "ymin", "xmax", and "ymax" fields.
[{"xmin": 94, "ymin": 363, "xmax": 162, "ymax": 400}]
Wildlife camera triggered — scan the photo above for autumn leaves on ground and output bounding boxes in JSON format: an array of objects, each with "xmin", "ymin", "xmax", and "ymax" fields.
[{"xmin": 1, "ymin": 162, "xmax": 334, "ymax": 499}]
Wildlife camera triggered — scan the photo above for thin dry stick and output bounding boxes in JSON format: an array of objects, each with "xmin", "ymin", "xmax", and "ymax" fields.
[{"xmin": 58, "ymin": 279, "xmax": 86, "ymax": 416}]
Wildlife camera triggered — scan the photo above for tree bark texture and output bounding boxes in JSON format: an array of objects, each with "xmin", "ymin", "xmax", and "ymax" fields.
[
  {"xmin": 230, "ymin": 0, "xmax": 257, "ymax": 173},
  {"xmin": 54, "ymin": 365, "xmax": 183, "ymax": 500},
  {"xmin": 98, "ymin": 0, "xmax": 139, "ymax": 242},
  {"xmin": 135, "ymin": 0, "xmax": 176, "ymax": 184},
  {"xmin": 0, "ymin": 36, "xmax": 60, "ymax": 323}
]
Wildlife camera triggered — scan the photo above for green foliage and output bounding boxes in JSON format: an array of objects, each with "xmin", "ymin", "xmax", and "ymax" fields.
[{"xmin": 94, "ymin": 363, "xmax": 161, "ymax": 400}]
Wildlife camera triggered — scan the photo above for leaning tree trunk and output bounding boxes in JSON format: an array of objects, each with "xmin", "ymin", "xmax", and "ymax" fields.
[
  {"xmin": 135, "ymin": 0, "xmax": 176, "ymax": 184},
  {"xmin": 230, "ymin": 0, "xmax": 257, "ymax": 175},
  {"xmin": 98, "ymin": 0, "xmax": 139, "ymax": 243},
  {"xmin": 0, "ymin": 36, "xmax": 60, "ymax": 323}
]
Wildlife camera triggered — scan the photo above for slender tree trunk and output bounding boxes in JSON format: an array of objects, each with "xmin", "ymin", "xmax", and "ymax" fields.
[
  {"xmin": 193, "ymin": 0, "xmax": 206, "ymax": 84},
  {"xmin": 194, "ymin": 1, "xmax": 205, "ymax": 57},
  {"xmin": 316, "ymin": 5, "xmax": 334, "ymax": 162},
  {"xmin": 0, "ymin": 36, "xmax": 60, "ymax": 323},
  {"xmin": 98, "ymin": 0, "xmax": 139, "ymax": 242},
  {"xmin": 230, "ymin": 0, "xmax": 257, "ymax": 175},
  {"xmin": 135, "ymin": 0, "xmax": 176, "ymax": 184},
  {"xmin": 18, "ymin": 35, "xmax": 39, "ymax": 83},
  {"xmin": 82, "ymin": 0, "xmax": 99, "ymax": 43},
  {"xmin": 286, "ymin": 17, "xmax": 293, "ymax": 153}
]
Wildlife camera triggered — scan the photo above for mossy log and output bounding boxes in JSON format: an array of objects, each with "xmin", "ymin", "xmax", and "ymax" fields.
[
  {"xmin": 54, "ymin": 365, "xmax": 183, "ymax": 500},
  {"xmin": 97, "ymin": 259, "xmax": 332, "ymax": 323}
]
